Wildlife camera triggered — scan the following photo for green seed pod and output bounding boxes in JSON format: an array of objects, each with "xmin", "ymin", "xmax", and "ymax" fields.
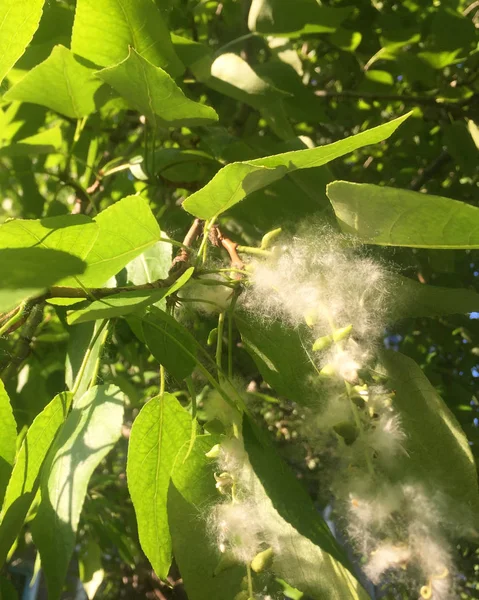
[
  {"xmin": 333, "ymin": 421, "xmax": 358, "ymax": 445},
  {"xmin": 205, "ymin": 443, "xmax": 221, "ymax": 459},
  {"xmin": 250, "ymin": 547, "xmax": 274, "ymax": 573},
  {"xmin": 207, "ymin": 327, "xmax": 218, "ymax": 346},
  {"xmin": 304, "ymin": 309, "xmax": 317, "ymax": 327},
  {"xmin": 260, "ymin": 227, "xmax": 282, "ymax": 249},
  {"xmin": 312, "ymin": 334, "xmax": 333, "ymax": 351},
  {"xmin": 312, "ymin": 324, "xmax": 353, "ymax": 352},
  {"xmin": 319, "ymin": 363, "xmax": 337, "ymax": 379}
]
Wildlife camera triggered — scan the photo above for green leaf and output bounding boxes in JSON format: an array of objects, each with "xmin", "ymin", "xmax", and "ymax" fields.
[
  {"xmin": 0, "ymin": 381, "xmax": 16, "ymax": 508},
  {"xmin": 96, "ymin": 48, "xmax": 217, "ymax": 128},
  {"xmin": 0, "ymin": 392, "xmax": 72, "ymax": 567},
  {"xmin": 64, "ymin": 195, "xmax": 162, "ymax": 288},
  {"xmin": 380, "ymin": 350, "xmax": 479, "ymax": 513},
  {"xmin": 4, "ymin": 45, "xmax": 104, "ymax": 119},
  {"xmin": 71, "ymin": 0, "xmax": 183, "ymax": 76},
  {"xmin": 78, "ymin": 539, "xmax": 104, "ymax": 600},
  {"xmin": 243, "ymin": 417, "xmax": 369, "ymax": 600},
  {"xmin": 65, "ymin": 321, "xmax": 106, "ymax": 398},
  {"xmin": 443, "ymin": 120, "xmax": 479, "ymax": 177},
  {"xmin": 0, "ymin": 248, "xmax": 86, "ymax": 312},
  {"xmin": 182, "ymin": 113, "xmax": 411, "ymax": 219},
  {"xmin": 0, "ymin": 214, "xmax": 98, "ymax": 259},
  {"xmin": 0, "ymin": 126, "xmax": 62, "ymax": 157},
  {"xmin": 249, "ymin": 0, "xmax": 353, "ymax": 36},
  {"xmin": 0, "ymin": 0, "xmax": 45, "ymax": 85},
  {"xmin": 327, "ymin": 181, "xmax": 479, "ymax": 248},
  {"xmin": 140, "ymin": 308, "xmax": 198, "ymax": 381},
  {"xmin": 0, "ymin": 575, "xmax": 18, "ymax": 600},
  {"xmin": 389, "ymin": 275, "xmax": 479, "ymax": 320},
  {"xmin": 31, "ymin": 385, "xmax": 123, "ymax": 600},
  {"xmin": 168, "ymin": 435, "xmax": 244, "ymax": 600},
  {"xmin": 236, "ymin": 313, "xmax": 318, "ymax": 406},
  {"xmin": 126, "ymin": 240, "xmax": 172, "ymax": 286},
  {"xmin": 208, "ymin": 52, "xmax": 291, "ymax": 110},
  {"xmin": 127, "ymin": 393, "xmax": 192, "ymax": 578},
  {"xmin": 66, "ymin": 268, "xmax": 194, "ymax": 325}
]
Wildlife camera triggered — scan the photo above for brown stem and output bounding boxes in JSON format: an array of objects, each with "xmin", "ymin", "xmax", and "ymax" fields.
[
  {"xmin": 215, "ymin": 226, "xmax": 245, "ymax": 274},
  {"xmin": 170, "ymin": 218, "xmax": 203, "ymax": 271}
]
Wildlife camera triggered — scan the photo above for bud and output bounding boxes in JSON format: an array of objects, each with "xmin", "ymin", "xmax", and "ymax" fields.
[
  {"xmin": 250, "ymin": 547, "xmax": 274, "ymax": 573},
  {"xmin": 207, "ymin": 327, "xmax": 218, "ymax": 346},
  {"xmin": 319, "ymin": 363, "xmax": 336, "ymax": 379},
  {"xmin": 260, "ymin": 227, "xmax": 282, "ymax": 250},
  {"xmin": 205, "ymin": 443, "xmax": 221, "ymax": 459},
  {"xmin": 312, "ymin": 324, "xmax": 353, "ymax": 352}
]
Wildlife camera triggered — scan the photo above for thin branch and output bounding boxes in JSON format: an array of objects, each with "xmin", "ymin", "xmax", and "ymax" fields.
[
  {"xmin": 170, "ymin": 218, "xmax": 203, "ymax": 270},
  {"xmin": 409, "ymin": 149, "xmax": 452, "ymax": 191},
  {"xmin": 315, "ymin": 89, "xmax": 477, "ymax": 111},
  {"xmin": 1, "ymin": 303, "xmax": 45, "ymax": 382}
]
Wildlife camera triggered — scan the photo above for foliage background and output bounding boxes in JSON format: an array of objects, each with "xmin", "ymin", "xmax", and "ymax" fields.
[{"xmin": 0, "ymin": 0, "xmax": 479, "ymax": 598}]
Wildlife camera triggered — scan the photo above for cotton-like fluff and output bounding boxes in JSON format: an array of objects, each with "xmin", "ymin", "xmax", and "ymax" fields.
[
  {"xmin": 242, "ymin": 226, "xmax": 391, "ymax": 347},
  {"xmin": 179, "ymin": 274, "xmax": 233, "ymax": 313},
  {"xmin": 207, "ymin": 438, "xmax": 281, "ymax": 564}
]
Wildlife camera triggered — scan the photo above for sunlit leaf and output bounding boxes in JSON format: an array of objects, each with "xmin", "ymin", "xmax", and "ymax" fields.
[
  {"xmin": 66, "ymin": 268, "xmax": 194, "ymax": 324},
  {"xmin": 127, "ymin": 393, "xmax": 192, "ymax": 577},
  {"xmin": 96, "ymin": 48, "xmax": 217, "ymax": 128},
  {"xmin": 183, "ymin": 113, "xmax": 411, "ymax": 219},
  {"xmin": 4, "ymin": 45, "xmax": 104, "ymax": 118},
  {"xmin": 328, "ymin": 181, "xmax": 479, "ymax": 248},
  {"xmin": 0, "ymin": 392, "xmax": 72, "ymax": 567},
  {"xmin": 71, "ymin": 0, "xmax": 183, "ymax": 76},
  {"xmin": 0, "ymin": 0, "xmax": 45, "ymax": 85},
  {"xmin": 0, "ymin": 381, "xmax": 16, "ymax": 508},
  {"xmin": 381, "ymin": 350, "xmax": 479, "ymax": 513},
  {"xmin": 31, "ymin": 385, "xmax": 123, "ymax": 600}
]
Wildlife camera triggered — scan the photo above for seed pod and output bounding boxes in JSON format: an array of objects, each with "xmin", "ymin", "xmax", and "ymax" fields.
[
  {"xmin": 207, "ymin": 327, "xmax": 218, "ymax": 346},
  {"xmin": 250, "ymin": 547, "xmax": 274, "ymax": 573},
  {"xmin": 304, "ymin": 309, "xmax": 317, "ymax": 327},
  {"xmin": 260, "ymin": 227, "xmax": 282, "ymax": 249},
  {"xmin": 333, "ymin": 421, "xmax": 358, "ymax": 445},
  {"xmin": 319, "ymin": 363, "xmax": 336, "ymax": 379},
  {"xmin": 312, "ymin": 324, "xmax": 353, "ymax": 352},
  {"xmin": 205, "ymin": 443, "xmax": 221, "ymax": 459}
]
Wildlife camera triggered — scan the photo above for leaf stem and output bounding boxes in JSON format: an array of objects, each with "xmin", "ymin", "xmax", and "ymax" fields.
[
  {"xmin": 0, "ymin": 303, "xmax": 26, "ymax": 337},
  {"xmin": 71, "ymin": 319, "xmax": 108, "ymax": 397},
  {"xmin": 246, "ymin": 564, "xmax": 254, "ymax": 597},
  {"xmin": 216, "ymin": 312, "xmax": 225, "ymax": 377},
  {"xmin": 88, "ymin": 322, "xmax": 111, "ymax": 389}
]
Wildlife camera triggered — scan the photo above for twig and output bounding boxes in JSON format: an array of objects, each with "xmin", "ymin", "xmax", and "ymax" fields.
[
  {"xmin": 315, "ymin": 89, "xmax": 477, "ymax": 111},
  {"xmin": 214, "ymin": 226, "xmax": 245, "ymax": 273},
  {"xmin": 170, "ymin": 218, "xmax": 203, "ymax": 271},
  {"xmin": 1, "ymin": 303, "xmax": 45, "ymax": 382},
  {"xmin": 463, "ymin": 0, "xmax": 479, "ymax": 15},
  {"xmin": 409, "ymin": 149, "xmax": 452, "ymax": 191}
]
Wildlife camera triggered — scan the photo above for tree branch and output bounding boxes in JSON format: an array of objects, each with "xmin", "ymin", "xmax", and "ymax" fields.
[
  {"xmin": 409, "ymin": 149, "xmax": 452, "ymax": 191},
  {"xmin": 315, "ymin": 89, "xmax": 477, "ymax": 112}
]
